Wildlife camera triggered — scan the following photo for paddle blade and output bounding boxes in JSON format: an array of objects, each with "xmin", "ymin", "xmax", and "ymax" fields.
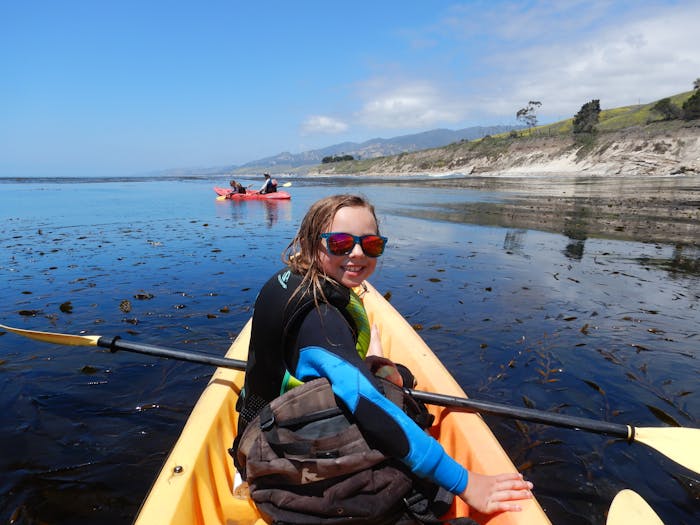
[
  {"xmin": 0, "ymin": 324, "xmax": 100, "ymax": 346},
  {"xmin": 635, "ymin": 426, "xmax": 700, "ymax": 474},
  {"xmin": 607, "ymin": 489, "xmax": 663, "ymax": 525},
  {"xmin": 216, "ymin": 195, "xmax": 227, "ymax": 201},
  {"xmin": 281, "ymin": 182, "xmax": 292, "ymax": 187}
]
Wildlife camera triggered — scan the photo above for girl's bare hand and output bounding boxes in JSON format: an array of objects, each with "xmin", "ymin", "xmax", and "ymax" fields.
[
  {"xmin": 459, "ymin": 472, "xmax": 534, "ymax": 514},
  {"xmin": 365, "ymin": 355, "xmax": 403, "ymax": 386}
]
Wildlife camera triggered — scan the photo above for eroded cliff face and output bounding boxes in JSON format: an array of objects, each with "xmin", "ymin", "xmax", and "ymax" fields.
[
  {"xmin": 311, "ymin": 124, "xmax": 700, "ymax": 177},
  {"xmin": 497, "ymin": 126, "xmax": 700, "ymax": 177}
]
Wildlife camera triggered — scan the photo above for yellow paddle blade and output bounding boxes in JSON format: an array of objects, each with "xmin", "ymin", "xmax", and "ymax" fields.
[
  {"xmin": 607, "ymin": 489, "xmax": 663, "ymax": 525},
  {"xmin": 635, "ymin": 426, "xmax": 700, "ymax": 475},
  {"xmin": 281, "ymin": 182, "xmax": 292, "ymax": 187},
  {"xmin": 216, "ymin": 195, "xmax": 227, "ymax": 200},
  {"xmin": 0, "ymin": 324, "xmax": 100, "ymax": 346}
]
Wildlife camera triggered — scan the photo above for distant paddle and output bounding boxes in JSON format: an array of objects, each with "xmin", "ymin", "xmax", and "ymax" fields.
[{"xmin": 2, "ymin": 322, "xmax": 698, "ymax": 476}]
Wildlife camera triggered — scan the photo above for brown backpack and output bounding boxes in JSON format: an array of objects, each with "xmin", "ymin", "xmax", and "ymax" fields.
[{"xmin": 234, "ymin": 378, "xmax": 414, "ymax": 524}]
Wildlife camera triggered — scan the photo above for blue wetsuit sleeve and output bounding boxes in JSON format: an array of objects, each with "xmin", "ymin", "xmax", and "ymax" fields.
[{"xmin": 293, "ymin": 306, "xmax": 468, "ymax": 495}]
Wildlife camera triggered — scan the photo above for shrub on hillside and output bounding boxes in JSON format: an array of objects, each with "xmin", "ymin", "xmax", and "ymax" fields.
[
  {"xmin": 322, "ymin": 154, "xmax": 355, "ymax": 163},
  {"xmin": 651, "ymin": 98, "xmax": 681, "ymax": 121},
  {"xmin": 682, "ymin": 90, "xmax": 700, "ymax": 120},
  {"xmin": 573, "ymin": 99, "xmax": 601, "ymax": 134}
]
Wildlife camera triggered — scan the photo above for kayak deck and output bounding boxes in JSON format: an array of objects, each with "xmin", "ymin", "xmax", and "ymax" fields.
[
  {"xmin": 214, "ymin": 186, "xmax": 291, "ymax": 200},
  {"xmin": 134, "ymin": 282, "xmax": 550, "ymax": 524},
  {"xmin": 134, "ymin": 319, "xmax": 264, "ymax": 525}
]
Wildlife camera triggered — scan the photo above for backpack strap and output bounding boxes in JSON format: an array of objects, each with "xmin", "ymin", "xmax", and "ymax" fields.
[{"xmin": 378, "ymin": 375, "xmax": 435, "ymax": 430}]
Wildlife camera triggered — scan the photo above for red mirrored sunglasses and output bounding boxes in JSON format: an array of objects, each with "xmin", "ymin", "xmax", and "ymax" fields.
[{"xmin": 320, "ymin": 232, "xmax": 388, "ymax": 257}]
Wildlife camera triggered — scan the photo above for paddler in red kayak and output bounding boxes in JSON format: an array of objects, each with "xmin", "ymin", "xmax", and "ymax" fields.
[
  {"xmin": 232, "ymin": 194, "xmax": 534, "ymax": 524},
  {"xmin": 258, "ymin": 173, "xmax": 277, "ymax": 194},
  {"xmin": 229, "ymin": 179, "xmax": 246, "ymax": 194}
]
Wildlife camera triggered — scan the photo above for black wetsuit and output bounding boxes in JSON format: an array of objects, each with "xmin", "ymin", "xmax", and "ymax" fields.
[{"xmin": 237, "ymin": 268, "xmax": 468, "ymax": 494}]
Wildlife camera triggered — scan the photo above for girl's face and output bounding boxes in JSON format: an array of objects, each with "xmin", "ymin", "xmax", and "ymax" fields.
[{"xmin": 319, "ymin": 205, "xmax": 379, "ymax": 289}]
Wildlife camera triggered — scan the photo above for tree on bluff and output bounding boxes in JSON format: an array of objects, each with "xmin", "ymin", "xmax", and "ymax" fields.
[
  {"xmin": 573, "ymin": 99, "xmax": 601, "ymax": 135},
  {"xmin": 516, "ymin": 101, "xmax": 542, "ymax": 134}
]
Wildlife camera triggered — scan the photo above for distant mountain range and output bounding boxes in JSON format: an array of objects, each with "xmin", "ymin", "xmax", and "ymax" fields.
[{"xmin": 226, "ymin": 125, "xmax": 522, "ymax": 174}]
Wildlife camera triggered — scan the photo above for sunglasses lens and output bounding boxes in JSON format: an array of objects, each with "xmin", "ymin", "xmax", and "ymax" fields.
[
  {"xmin": 361, "ymin": 236, "xmax": 385, "ymax": 257},
  {"xmin": 326, "ymin": 233, "xmax": 355, "ymax": 255},
  {"xmin": 324, "ymin": 233, "xmax": 386, "ymax": 257}
]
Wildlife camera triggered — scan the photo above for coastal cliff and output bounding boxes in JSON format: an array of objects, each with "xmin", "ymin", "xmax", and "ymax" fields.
[{"xmin": 310, "ymin": 122, "xmax": 700, "ymax": 178}]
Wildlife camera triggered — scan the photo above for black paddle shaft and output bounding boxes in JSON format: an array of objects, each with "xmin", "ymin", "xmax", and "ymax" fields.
[
  {"xmin": 95, "ymin": 335, "xmax": 632, "ymax": 441},
  {"xmin": 96, "ymin": 336, "xmax": 248, "ymax": 370},
  {"xmin": 407, "ymin": 389, "xmax": 634, "ymax": 441}
]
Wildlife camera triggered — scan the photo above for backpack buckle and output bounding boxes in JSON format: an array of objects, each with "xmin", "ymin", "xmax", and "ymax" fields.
[{"xmin": 260, "ymin": 405, "xmax": 275, "ymax": 431}]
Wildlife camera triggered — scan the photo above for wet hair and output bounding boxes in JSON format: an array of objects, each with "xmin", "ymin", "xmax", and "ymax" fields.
[{"xmin": 283, "ymin": 194, "xmax": 380, "ymax": 305}]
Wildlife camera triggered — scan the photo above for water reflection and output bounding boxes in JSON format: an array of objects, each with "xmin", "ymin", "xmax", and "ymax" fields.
[
  {"xmin": 263, "ymin": 200, "xmax": 292, "ymax": 228},
  {"xmin": 638, "ymin": 244, "xmax": 700, "ymax": 277},
  {"xmin": 393, "ymin": 174, "xmax": 700, "ymax": 276},
  {"xmin": 503, "ymin": 229, "xmax": 528, "ymax": 254},
  {"xmin": 561, "ymin": 200, "xmax": 590, "ymax": 261},
  {"xmin": 215, "ymin": 199, "xmax": 292, "ymax": 229},
  {"xmin": 562, "ymin": 239, "xmax": 583, "ymax": 260},
  {"xmin": 391, "ymin": 172, "xmax": 698, "ymax": 242}
]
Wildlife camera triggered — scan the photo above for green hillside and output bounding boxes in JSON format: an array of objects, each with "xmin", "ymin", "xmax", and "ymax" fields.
[{"xmin": 519, "ymin": 90, "xmax": 696, "ymax": 136}]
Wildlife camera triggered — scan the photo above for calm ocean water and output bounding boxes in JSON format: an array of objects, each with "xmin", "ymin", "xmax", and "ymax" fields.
[{"xmin": 1, "ymin": 176, "xmax": 698, "ymax": 524}]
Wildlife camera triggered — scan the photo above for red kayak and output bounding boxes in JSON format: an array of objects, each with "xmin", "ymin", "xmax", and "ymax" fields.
[{"xmin": 214, "ymin": 187, "xmax": 291, "ymax": 201}]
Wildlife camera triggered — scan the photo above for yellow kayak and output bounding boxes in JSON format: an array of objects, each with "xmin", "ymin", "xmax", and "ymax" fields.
[{"xmin": 134, "ymin": 282, "xmax": 551, "ymax": 525}]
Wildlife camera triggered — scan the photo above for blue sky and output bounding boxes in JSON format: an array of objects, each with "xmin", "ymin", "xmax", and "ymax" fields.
[{"xmin": 2, "ymin": 1, "xmax": 699, "ymax": 177}]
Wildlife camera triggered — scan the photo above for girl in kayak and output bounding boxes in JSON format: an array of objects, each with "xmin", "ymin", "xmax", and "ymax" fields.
[
  {"xmin": 234, "ymin": 194, "xmax": 533, "ymax": 522},
  {"xmin": 229, "ymin": 179, "xmax": 246, "ymax": 194}
]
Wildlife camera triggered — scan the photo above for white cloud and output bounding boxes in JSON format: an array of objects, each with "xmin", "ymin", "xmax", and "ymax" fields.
[
  {"xmin": 473, "ymin": 2, "xmax": 700, "ymax": 120},
  {"xmin": 304, "ymin": 2, "xmax": 700, "ymax": 135},
  {"xmin": 301, "ymin": 115, "xmax": 348, "ymax": 135},
  {"xmin": 355, "ymin": 81, "xmax": 467, "ymax": 129}
]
